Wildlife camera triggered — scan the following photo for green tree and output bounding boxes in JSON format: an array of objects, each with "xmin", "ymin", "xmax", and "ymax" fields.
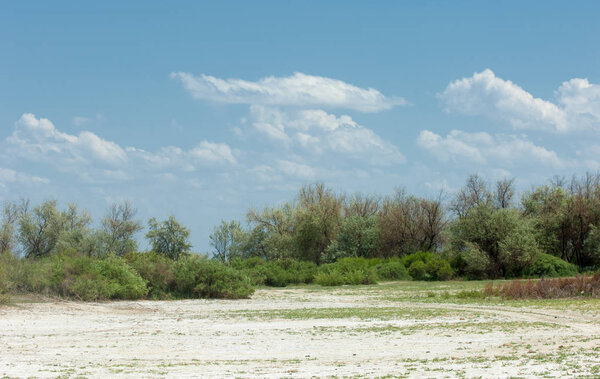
[
  {"xmin": 101, "ymin": 202, "xmax": 142, "ymax": 256},
  {"xmin": 146, "ymin": 216, "xmax": 192, "ymax": 260},
  {"xmin": 0, "ymin": 201, "xmax": 22, "ymax": 254},
  {"xmin": 449, "ymin": 205, "xmax": 540, "ymax": 278},
  {"xmin": 324, "ymin": 215, "xmax": 380, "ymax": 262},
  {"xmin": 210, "ymin": 220, "xmax": 246, "ymax": 263}
]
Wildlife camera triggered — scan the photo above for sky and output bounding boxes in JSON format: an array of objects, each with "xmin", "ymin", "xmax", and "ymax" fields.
[{"xmin": 1, "ymin": 1, "xmax": 600, "ymax": 251}]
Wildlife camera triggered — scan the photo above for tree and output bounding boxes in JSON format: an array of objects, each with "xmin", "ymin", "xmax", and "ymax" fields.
[
  {"xmin": 18, "ymin": 200, "xmax": 64, "ymax": 258},
  {"xmin": 378, "ymin": 189, "xmax": 446, "ymax": 257},
  {"xmin": 18, "ymin": 201, "xmax": 92, "ymax": 258},
  {"xmin": 494, "ymin": 178, "xmax": 515, "ymax": 209},
  {"xmin": 450, "ymin": 174, "xmax": 491, "ymax": 217},
  {"xmin": 101, "ymin": 202, "xmax": 142, "ymax": 256},
  {"xmin": 210, "ymin": 220, "xmax": 246, "ymax": 263},
  {"xmin": 247, "ymin": 202, "xmax": 296, "ymax": 260},
  {"xmin": 292, "ymin": 183, "xmax": 344, "ymax": 263},
  {"xmin": 146, "ymin": 216, "xmax": 192, "ymax": 260},
  {"xmin": 449, "ymin": 205, "xmax": 540, "ymax": 278},
  {"xmin": 324, "ymin": 215, "xmax": 380, "ymax": 262},
  {"xmin": 0, "ymin": 201, "xmax": 22, "ymax": 254}
]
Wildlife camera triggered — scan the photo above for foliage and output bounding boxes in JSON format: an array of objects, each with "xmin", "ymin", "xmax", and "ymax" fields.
[
  {"xmin": 0, "ymin": 251, "xmax": 11, "ymax": 304},
  {"xmin": 483, "ymin": 273, "xmax": 600, "ymax": 299},
  {"xmin": 18, "ymin": 201, "xmax": 92, "ymax": 259},
  {"xmin": 210, "ymin": 220, "xmax": 246, "ymax": 263},
  {"xmin": 323, "ymin": 215, "xmax": 380, "ymax": 262},
  {"xmin": 378, "ymin": 190, "xmax": 446, "ymax": 257},
  {"xmin": 522, "ymin": 174, "xmax": 600, "ymax": 267},
  {"xmin": 525, "ymin": 253, "xmax": 578, "ymax": 278},
  {"xmin": 315, "ymin": 257, "xmax": 378, "ymax": 286},
  {"xmin": 12, "ymin": 251, "xmax": 147, "ymax": 301},
  {"xmin": 100, "ymin": 202, "xmax": 142, "ymax": 257},
  {"xmin": 124, "ymin": 252, "xmax": 175, "ymax": 299},
  {"xmin": 231, "ymin": 257, "xmax": 317, "ymax": 287},
  {"xmin": 173, "ymin": 255, "xmax": 254, "ymax": 299},
  {"xmin": 400, "ymin": 251, "xmax": 453, "ymax": 281},
  {"xmin": 449, "ymin": 205, "xmax": 540, "ymax": 278},
  {"xmin": 146, "ymin": 216, "xmax": 192, "ymax": 260},
  {"xmin": 374, "ymin": 259, "xmax": 411, "ymax": 281}
]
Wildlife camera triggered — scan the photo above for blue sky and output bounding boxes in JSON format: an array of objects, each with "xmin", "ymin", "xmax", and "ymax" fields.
[{"xmin": 1, "ymin": 1, "xmax": 600, "ymax": 251}]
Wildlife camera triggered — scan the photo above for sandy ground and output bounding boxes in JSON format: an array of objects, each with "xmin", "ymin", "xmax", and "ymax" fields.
[{"xmin": 1, "ymin": 286, "xmax": 600, "ymax": 378}]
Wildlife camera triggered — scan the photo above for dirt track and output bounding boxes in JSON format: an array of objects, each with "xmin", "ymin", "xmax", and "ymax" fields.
[{"xmin": 1, "ymin": 286, "xmax": 599, "ymax": 378}]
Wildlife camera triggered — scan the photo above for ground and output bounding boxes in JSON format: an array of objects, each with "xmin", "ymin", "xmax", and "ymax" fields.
[{"xmin": 1, "ymin": 281, "xmax": 600, "ymax": 378}]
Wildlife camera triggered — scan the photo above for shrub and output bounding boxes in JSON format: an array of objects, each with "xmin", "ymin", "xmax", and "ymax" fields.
[
  {"xmin": 125, "ymin": 252, "xmax": 175, "ymax": 299},
  {"xmin": 401, "ymin": 252, "xmax": 454, "ymax": 281},
  {"xmin": 408, "ymin": 260, "xmax": 427, "ymax": 281},
  {"xmin": 375, "ymin": 259, "xmax": 411, "ymax": 281},
  {"xmin": 483, "ymin": 274, "xmax": 600, "ymax": 299},
  {"xmin": 174, "ymin": 256, "xmax": 254, "ymax": 299},
  {"xmin": 0, "ymin": 252, "xmax": 10, "ymax": 304},
  {"xmin": 316, "ymin": 257, "xmax": 378, "ymax": 286},
  {"xmin": 231, "ymin": 258, "xmax": 317, "ymax": 287},
  {"xmin": 525, "ymin": 253, "xmax": 578, "ymax": 278},
  {"xmin": 314, "ymin": 269, "xmax": 345, "ymax": 286},
  {"xmin": 10, "ymin": 252, "xmax": 147, "ymax": 301}
]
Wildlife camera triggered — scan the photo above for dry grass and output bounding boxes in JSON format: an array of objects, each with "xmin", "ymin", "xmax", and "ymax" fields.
[{"xmin": 484, "ymin": 273, "xmax": 600, "ymax": 299}]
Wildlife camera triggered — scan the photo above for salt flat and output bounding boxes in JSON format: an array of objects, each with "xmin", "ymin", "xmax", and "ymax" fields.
[{"xmin": 1, "ymin": 282, "xmax": 600, "ymax": 378}]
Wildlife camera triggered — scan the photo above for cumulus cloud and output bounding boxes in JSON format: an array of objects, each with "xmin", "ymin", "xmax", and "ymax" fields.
[
  {"xmin": 2, "ymin": 114, "xmax": 237, "ymax": 181},
  {"xmin": 556, "ymin": 78, "xmax": 600, "ymax": 127},
  {"xmin": 417, "ymin": 129, "xmax": 565, "ymax": 169},
  {"xmin": 249, "ymin": 106, "xmax": 405, "ymax": 165},
  {"xmin": 439, "ymin": 69, "xmax": 600, "ymax": 133},
  {"xmin": 0, "ymin": 167, "xmax": 49, "ymax": 185},
  {"xmin": 439, "ymin": 69, "xmax": 568, "ymax": 132},
  {"xmin": 171, "ymin": 72, "xmax": 406, "ymax": 112},
  {"xmin": 8, "ymin": 113, "xmax": 128, "ymax": 166}
]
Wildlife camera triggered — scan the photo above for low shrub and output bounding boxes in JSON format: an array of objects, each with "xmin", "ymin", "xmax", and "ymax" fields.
[
  {"xmin": 0, "ymin": 252, "xmax": 10, "ymax": 304},
  {"xmin": 374, "ymin": 259, "xmax": 411, "ymax": 281},
  {"xmin": 483, "ymin": 273, "xmax": 600, "ymax": 299},
  {"xmin": 314, "ymin": 269, "xmax": 345, "ymax": 286},
  {"xmin": 10, "ymin": 251, "xmax": 148, "ymax": 301},
  {"xmin": 231, "ymin": 258, "xmax": 317, "ymax": 287},
  {"xmin": 525, "ymin": 253, "xmax": 578, "ymax": 278},
  {"xmin": 315, "ymin": 257, "xmax": 378, "ymax": 286},
  {"xmin": 401, "ymin": 252, "xmax": 454, "ymax": 281},
  {"xmin": 125, "ymin": 252, "xmax": 175, "ymax": 299},
  {"xmin": 174, "ymin": 256, "xmax": 254, "ymax": 299}
]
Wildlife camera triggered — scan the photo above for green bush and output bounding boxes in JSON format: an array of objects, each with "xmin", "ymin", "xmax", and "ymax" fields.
[
  {"xmin": 525, "ymin": 253, "xmax": 578, "ymax": 278},
  {"xmin": 401, "ymin": 252, "xmax": 454, "ymax": 281},
  {"xmin": 0, "ymin": 252, "xmax": 10, "ymax": 304},
  {"xmin": 316, "ymin": 257, "xmax": 378, "ymax": 286},
  {"xmin": 374, "ymin": 259, "xmax": 411, "ymax": 281},
  {"xmin": 314, "ymin": 269, "xmax": 345, "ymax": 286},
  {"xmin": 408, "ymin": 260, "xmax": 427, "ymax": 280},
  {"xmin": 231, "ymin": 258, "xmax": 317, "ymax": 287},
  {"xmin": 174, "ymin": 256, "xmax": 254, "ymax": 299},
  {"xmin": 10, "ymin": 252, "xmax": 147, "ymax": 301},
  {"xmin": 125, "ymin": 252, "xmax": 175, "ymax": 299}
]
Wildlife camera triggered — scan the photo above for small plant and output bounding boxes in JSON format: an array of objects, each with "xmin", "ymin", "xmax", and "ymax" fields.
[
  {"xmin": 174, "ymin": 256, "xmax": 254, "ymax": 299},
  {"xmin": 315, "ymin": 257, "xmax": 378, "ymax": 286},
  {"xmin": 483, "ymin": 273, "xmax": 600, "ymax": 299}
]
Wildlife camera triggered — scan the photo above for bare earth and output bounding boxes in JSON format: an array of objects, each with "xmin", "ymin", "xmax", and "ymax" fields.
[{"xmin": 1, "ymin": 284, "xmax": 600, "ymax": 378}]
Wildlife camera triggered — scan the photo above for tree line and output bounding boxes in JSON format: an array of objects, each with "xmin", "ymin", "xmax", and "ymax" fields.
[{"xmin": 1, "ymin": 173, "xmax": 599, "ymax": 301}]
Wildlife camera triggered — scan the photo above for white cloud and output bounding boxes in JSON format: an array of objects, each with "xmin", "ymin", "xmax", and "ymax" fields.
[
  {"xmin": 417, "ymin": 129, "xmax": 565, "ymax": 169},
  {"xmin": 249, "ymin": 106, "xmax": 405, "ymax": 165},
  {"xmin": 277, "ymin": 160, "xmax": 316, "ymax": 180},
  {"xmin": 556, "ymin": 78, "xmax": 600, "ymax": 127},
  {"xmin": 171, "ymin": 72, "xmax": 406, "ymax": 112},
  {"xmin": 0, "ymin": 167, "xmax": 49, "ymax": 188},
  {"xmin": 2, "ymin": 114, "xmax": 237, "ymax": 181},
  {"xmin": 438, "ymin": 69, "xmax": 600, "ymax": 133}
]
